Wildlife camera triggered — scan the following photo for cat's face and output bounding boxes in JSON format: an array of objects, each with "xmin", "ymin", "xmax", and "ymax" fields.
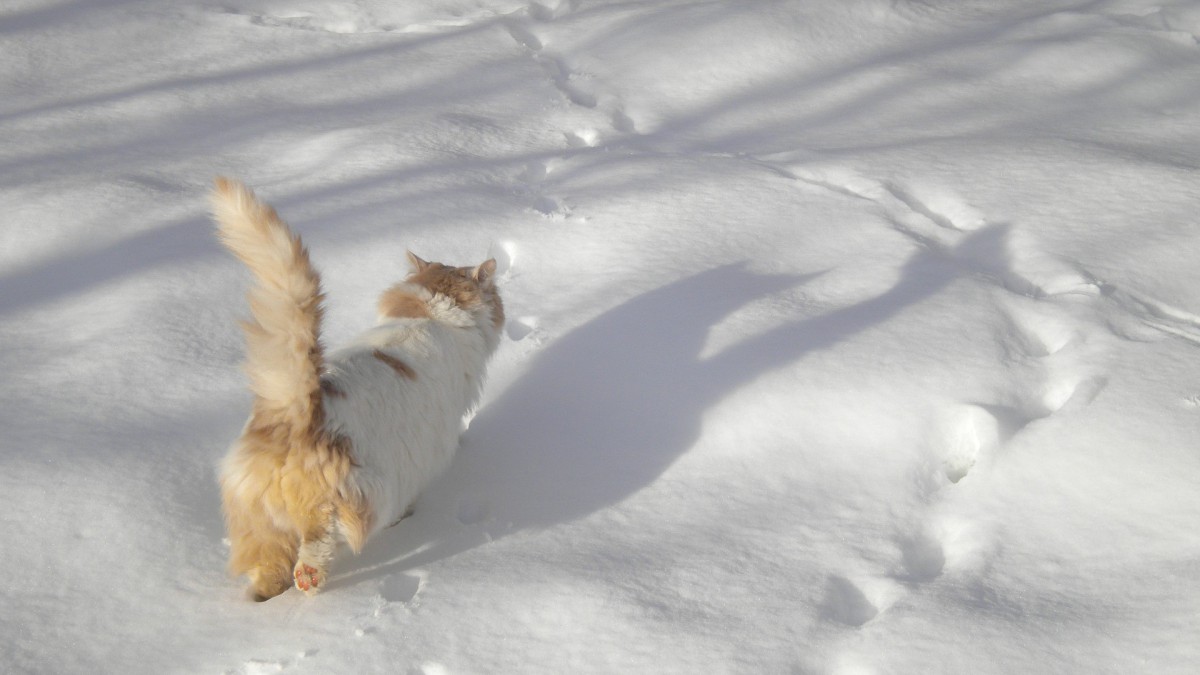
[{"xmin": 406, "ymin": 252, "xmax": 505, "ymax": 330}]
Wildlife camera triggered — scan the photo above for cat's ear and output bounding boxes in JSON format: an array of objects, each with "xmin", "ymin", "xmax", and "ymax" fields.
[
  {"xmin": 407, "ymin": 250, "xmax": 431, "ymax": 273},
  {"xmin": 473, "ymin": 259, "xmax": 498, "ymax": 288}
]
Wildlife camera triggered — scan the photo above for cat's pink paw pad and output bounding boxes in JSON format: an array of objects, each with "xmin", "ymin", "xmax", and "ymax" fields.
[{"xmin": 294, "ymin": 563, "xmax": 322, "ymax": 593}]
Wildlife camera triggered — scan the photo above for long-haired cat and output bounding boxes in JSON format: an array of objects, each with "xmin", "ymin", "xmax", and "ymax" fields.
[{"xmin": 212, "ymin": 178, "xmax": 503, "ymax": 600}]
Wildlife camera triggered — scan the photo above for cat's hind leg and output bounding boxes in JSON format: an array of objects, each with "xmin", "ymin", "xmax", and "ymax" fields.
[
  {"xmin": 249, "ymin": 536, "xmax": 298, "ymax": 601},
  {"xmin": 293, "ymin": 504, "xmax": 338, "ymax": 595},
  {"xmin": 223, "ymin": 493, "xmax": 298, "ymax": 601},
  {"xmin": 229, "ymin": 524, "xmax": 298, "ymax": 601}
]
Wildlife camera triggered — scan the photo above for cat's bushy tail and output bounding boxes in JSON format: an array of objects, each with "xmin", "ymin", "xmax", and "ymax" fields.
[{"xmin": 212, "ymin": 177, "xmax": 326, "ymax": 439}]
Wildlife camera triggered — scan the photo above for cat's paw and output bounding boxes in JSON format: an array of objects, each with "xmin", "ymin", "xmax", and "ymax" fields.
[
  {"xmin": 249, "ymin": 573, "xmax": 291, "ymax": 602},
  {"xmin": 293, "ymin": 562, "xmax": 324, "ymax": 595}
]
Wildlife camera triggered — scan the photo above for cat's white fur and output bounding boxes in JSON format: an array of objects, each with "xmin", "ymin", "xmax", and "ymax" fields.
[
  {"xmin": 321, "ymin": 287, "xmax": 499, "ymax": 537},
  {"xmin": 212, "ymin": 177, "xmax": 502, "ymax": 600}
]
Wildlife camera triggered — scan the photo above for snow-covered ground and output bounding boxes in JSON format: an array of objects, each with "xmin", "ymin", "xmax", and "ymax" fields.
[{"xmin": 3, "ymin": 0, "xmax": 1200, "ymax": 672}]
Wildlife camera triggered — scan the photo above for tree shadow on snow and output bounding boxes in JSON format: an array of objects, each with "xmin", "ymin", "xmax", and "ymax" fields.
[{"xmin": 332, "ymin": 224, "xmax": 1008, "ymax": 589}]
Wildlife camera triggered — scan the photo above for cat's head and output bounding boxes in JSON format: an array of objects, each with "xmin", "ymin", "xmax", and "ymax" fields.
[{"xmin": 379, "ymin": 252, "xmax": 504, "ymax": 331}]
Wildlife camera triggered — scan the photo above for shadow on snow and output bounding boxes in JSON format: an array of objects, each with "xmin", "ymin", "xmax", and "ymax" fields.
[{"xmin": 333, "ymin": 224, "xmax": 1009, "ymax": 588}]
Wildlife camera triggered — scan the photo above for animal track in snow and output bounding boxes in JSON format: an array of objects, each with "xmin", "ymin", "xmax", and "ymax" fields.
[
  {"xmin": 1110, "ymin": 285, "xmax": 1200, "ymax": 346},
  {"xmin": 215, "ymin": 9, "xmax": 361, "ymax": 34},
  {"xmin": 994, "ymin": 308, "xmax": 1108, "ymax": 423},
  {"xmin": 504, "ymin": 6, "xmax": 641, "ymax": 138},
  {"xmin": 504, "ymin": 19, "xmax": 544, "ymax": 51},
  {"xmin": 543, "ymin": 56, "xmax": 599, "ymax": 109},
  {"xmin": 821, "ymin": 576, "xmax": 878, "ymax": 627},
  {"xmin": 788, "ymin": 165, "xmax": 885, "ymax": 202},
  {"xmin": 792, "ymin": 167, "xmax": 1116, "ymax": 638},
  {"xmin": 530, "ymin": 189, "xmax": 571, "ymax": 218},
  {"xmin": 890, "ymin": 240, "xmax": 1109, "ymax": 597},
  {"xmin": 1031, "ymin": 271, "xmax": 1104, "ymax": 300},
  {"xmin": 380, "ymin": 571, "xmax": 424, "ymax": 604},
  {"xmin": 528, "ymin": 0, "xmax": 578, "ymax": 22},
  {"xmin": 611, "ymin": 108, "xmax": 637, "ymax": 133},
  {"xmin": 504, "ymin": 20, "xmax": 600, "ymax": 109},
  {"xmin": 881, "ymin": 181, "xmax": 983, "ymax": 232},
  {"xmin": 999, "ymin": 296, "xmax": 1111, "ymax": 416},
  {"xmin": 930, "ymin": 404, "xmax": 1001, "ymax": 484},
  {"xmin": 212, "ymin": 3, "xmax": 507, "ymax": 35},
  {"xmin": 565, "ymin": 129, "xmax": 600, "ymax": 147},
  {"xmin": 1097, "ymin": 6, "xmax": 1200, "ymax": 46},
  {"xmin": 533, "ymin": 195, "xmax": 570, "ymax": 216},
  {"xmin": 821, "ymin": 575, "xmax": 903, "ymax": 627},
  {"xmin": 212, "ymin": 3, "xmax": 392, "ymax": 35},
  {"xmin": 901, "ymin": 515, "xmax": 995, "ymax": 582},
  {"xmin": 487, "ymin": 240, "xmax": 516, "ymax": 277},
  {"xmin": 791, "ymin": 168, "xmax": 983, "ymax": 234},
  {"xmin": 511, "ymin": 160, "xmax": 573, "ymax": 217},
  {"xmin": 788, "ymin": 168, "xmax": 987, "ymax": 258},
  {"xmin": 506, "ymin": 316, "xmax": 540, "ymax": 342},
  {"xmin": 1040, "ymin": 375, "xmax": 1108, "ymax": 414},
  {"xmin": 1000, "ymin": 304, "xmax": 1079, "ymax": 358}
]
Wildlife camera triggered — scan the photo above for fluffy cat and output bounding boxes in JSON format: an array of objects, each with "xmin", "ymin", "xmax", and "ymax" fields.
[{"xmin": 212, "ymin": 178, "xmax": 503, "ymax": 600}]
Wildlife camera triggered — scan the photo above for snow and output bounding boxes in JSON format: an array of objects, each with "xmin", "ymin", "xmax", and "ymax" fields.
[{"xmin": 2, "ymin": 0, "xmax": 1199, "ymax": 672}]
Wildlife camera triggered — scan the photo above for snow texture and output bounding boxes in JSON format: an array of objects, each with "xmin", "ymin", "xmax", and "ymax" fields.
[{"xmin": 2, "ymin": 0, "xmax": 1200, "ymax": 673}]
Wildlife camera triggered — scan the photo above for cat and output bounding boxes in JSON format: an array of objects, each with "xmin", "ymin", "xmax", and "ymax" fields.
[{"xmin": 211, "ymin": 177, "xmax": 504, "ymax": 600}]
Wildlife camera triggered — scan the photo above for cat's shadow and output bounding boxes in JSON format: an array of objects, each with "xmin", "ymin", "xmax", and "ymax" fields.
[{"xmin": 332, "ymin": 231, "xmax": 989, "ymax": 588}]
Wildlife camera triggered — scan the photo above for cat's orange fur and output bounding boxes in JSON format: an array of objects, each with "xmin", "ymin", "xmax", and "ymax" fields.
[{"xmin": 213, "ymin": 178, "xmax": 502, "ymax": 600}]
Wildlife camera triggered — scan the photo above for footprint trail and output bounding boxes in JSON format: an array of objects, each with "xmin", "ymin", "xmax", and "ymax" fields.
[{"xmin": 784, "ymin": 166, "xmax": 1120, "ymax": 646}]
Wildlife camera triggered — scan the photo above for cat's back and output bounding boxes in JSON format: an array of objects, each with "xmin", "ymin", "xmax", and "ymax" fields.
[
  {"xmin": 322, "ymin": 318, "xmax": 468, "ymax": 413},
  {"xmin": 321, "ymin": 318, "xmax": 477, "ymax": 529}
]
